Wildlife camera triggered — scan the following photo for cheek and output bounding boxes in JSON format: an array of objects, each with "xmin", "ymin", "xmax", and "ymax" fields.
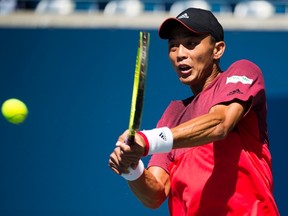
[
  {"xmin": 168, "ymin": 53, "xmax": 177, "ymax": 67},
  {"xmin": 168, "ymin": 51, "xmax": 174, "ymax": 61},
  {"xmin": 197, "ymin": 49, "xmax": 214, "ymax": 64}
]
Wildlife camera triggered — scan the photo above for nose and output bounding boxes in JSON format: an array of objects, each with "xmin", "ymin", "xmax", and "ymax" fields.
[{"xmin": 177, "ymin": 44, "xmax": 188, "ymax": 61}]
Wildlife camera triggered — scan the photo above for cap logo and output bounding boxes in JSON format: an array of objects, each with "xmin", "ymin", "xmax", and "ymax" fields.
[{"xmin": 177, "ymin": 13, "xmax": 189, "ymax": 19}]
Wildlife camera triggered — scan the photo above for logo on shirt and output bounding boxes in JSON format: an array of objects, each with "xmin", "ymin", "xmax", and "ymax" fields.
[
  {"xmin": 227, "ymin": 89, "xmax": 243, "ymax": 96},
  {"xmin": 226, "ymin": 75, "xmax": 253, "ymax": 85}
]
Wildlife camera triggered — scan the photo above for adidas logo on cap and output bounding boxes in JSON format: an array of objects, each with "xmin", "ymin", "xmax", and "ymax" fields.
[{"xmin": 177, "ymin": 13, "xmax": 189, "ymax": 19}]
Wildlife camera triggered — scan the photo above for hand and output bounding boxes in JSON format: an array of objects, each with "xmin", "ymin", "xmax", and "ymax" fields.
[{"xmin": 108, "ymin": 130, "xmax": 146, "ymax": 175}]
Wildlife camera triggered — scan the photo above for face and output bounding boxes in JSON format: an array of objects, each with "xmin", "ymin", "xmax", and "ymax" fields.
[{"xmin": 168, "ymin": 25, "xmax": 224, "ymax": 93}]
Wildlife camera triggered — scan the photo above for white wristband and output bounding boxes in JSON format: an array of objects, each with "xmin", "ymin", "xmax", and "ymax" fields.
[
  {"xmin": 121, "ymin": 160, "xmax": 144, "ymax": 181},
  {"xmin": 139, "ymin": 127, "xmax": 173, "ymax": 155}
]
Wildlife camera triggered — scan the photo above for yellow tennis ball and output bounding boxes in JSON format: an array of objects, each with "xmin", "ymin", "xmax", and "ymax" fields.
[{"xmin": 1, "ymin": 98, "xmax": 28, "ymax": 124}]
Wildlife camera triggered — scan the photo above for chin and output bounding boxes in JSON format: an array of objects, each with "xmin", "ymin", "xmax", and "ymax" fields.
[{"xmin": 179, "ymin": 77, "xmax": 193, "ymax": 85}]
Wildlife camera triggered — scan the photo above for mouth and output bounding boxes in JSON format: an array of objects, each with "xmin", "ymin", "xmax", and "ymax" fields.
[{"xmin": 178, "ymin": 64, "xmax": 192, "ymax": 74}]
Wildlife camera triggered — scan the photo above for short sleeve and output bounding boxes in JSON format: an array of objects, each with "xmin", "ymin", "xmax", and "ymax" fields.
[{"xmin": 210, "ymin": 59, "xmax": 266, "ymax": 110}]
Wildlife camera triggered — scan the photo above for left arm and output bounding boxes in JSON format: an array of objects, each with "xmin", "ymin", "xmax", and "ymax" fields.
[
  {"xmin": 171, "ymin": 100, "xmax": 246, "ymax": 148},
  {"xmin": 112, "ymin": 100, "xmax": 246, "ymax": 174}
]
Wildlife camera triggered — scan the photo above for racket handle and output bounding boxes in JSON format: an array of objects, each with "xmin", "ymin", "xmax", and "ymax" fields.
[{"xmin": 127, "ymin": 134, "xmax": 135, "ymax": 146}]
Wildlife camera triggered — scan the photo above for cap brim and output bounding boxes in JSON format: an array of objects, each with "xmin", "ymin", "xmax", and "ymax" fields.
[{"xmin": 158, "ymin": 18, "xmax": 202, "ymax": 39}]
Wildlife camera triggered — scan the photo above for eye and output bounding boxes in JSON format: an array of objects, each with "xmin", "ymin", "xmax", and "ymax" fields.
[
  {"xmin": 168, "ymin": 42, "xmax": 178, "ymax": 52},
  {"xmin": 185, "ymin": 41, "xmax": 198, "ymax": 49}
]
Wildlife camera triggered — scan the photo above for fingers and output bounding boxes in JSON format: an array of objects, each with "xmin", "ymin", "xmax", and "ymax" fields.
[
  {"xmin": 108, "ymin": 144, "xmax": 139, "ymax": 175},
  {"xmin": 116, "ymin": 141, "xmax": 141, "ymax": 159},
  {"xmin": 109, "ymin": 130, "xmax": 146, "ymax": 176},
  {"xmin": 118, "ymin": 130, "xmax": 130, "ymax": 144},
  {"xmin": 109, "ymin": 147, "xmax": 130, "ymax": 175}
]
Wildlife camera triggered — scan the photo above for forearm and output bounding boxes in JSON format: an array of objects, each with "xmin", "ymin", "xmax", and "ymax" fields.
[
  {"xmin": 128, "ymin": 169, "xmax": 168, "ymax": 209},
  {"xmin": 137, "ymin": 102, "xmax": 245, "ymax": 157},
  {"xmin": 171, "ymin": 102, "xmax": 245, "ymax": 148},
  {"xmin": 171, "ymin": 112, "xmax": 227, "ymax": 148}
]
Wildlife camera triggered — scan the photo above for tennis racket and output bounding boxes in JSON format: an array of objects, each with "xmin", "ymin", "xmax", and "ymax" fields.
[{"xmin": 126, "ymin": 31, "xmax": 150, "ymax": 146}]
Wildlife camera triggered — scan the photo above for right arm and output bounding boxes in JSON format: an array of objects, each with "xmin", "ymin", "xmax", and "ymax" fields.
[
  {"xmin": 128, "ymin": 166, "xmax": 170, "ymax": 209},
  {"xmin": 109, "ymin": 101, "xmax": 245, "ymax": 207},
  {"xmin": 108, "ymin": 138, "xmax": 170, "ymax": 209}
]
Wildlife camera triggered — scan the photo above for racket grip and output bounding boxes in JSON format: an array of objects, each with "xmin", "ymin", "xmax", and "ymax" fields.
[{"xmin": 126, "ymin": 134, "xmax": 135, "ymax": 146}]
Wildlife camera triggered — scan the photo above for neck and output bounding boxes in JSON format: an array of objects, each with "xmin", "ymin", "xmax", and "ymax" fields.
[{"xmin": 190, "ymin": 64, "xmax": 221, "ymax": 95}]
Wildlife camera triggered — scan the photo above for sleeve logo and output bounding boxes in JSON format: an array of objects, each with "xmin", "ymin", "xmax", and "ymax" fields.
[{"xmin": 226, "ymin": 75, "xmax": 253, "ymax": 85}]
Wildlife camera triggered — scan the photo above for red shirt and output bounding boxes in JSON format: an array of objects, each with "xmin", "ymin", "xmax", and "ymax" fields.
[{"xmin": 148, "ymin": 60, "xmax": 279, "ymax": 215}]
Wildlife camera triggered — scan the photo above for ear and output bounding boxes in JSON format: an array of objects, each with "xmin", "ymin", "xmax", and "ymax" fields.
[{"xmin": 213, "ymin": 41, "xmax": 225, "ymax": 60}]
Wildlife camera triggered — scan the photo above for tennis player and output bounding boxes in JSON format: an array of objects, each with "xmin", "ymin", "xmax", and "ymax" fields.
[{"xmin": 109, "ymin": 8, "xmax": 280, "ymax": 215}]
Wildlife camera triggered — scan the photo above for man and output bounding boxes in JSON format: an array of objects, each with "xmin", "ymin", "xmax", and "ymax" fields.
[{"xmin": 109, "ymin": 8, "xmax": 279, "ymax": 215}]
